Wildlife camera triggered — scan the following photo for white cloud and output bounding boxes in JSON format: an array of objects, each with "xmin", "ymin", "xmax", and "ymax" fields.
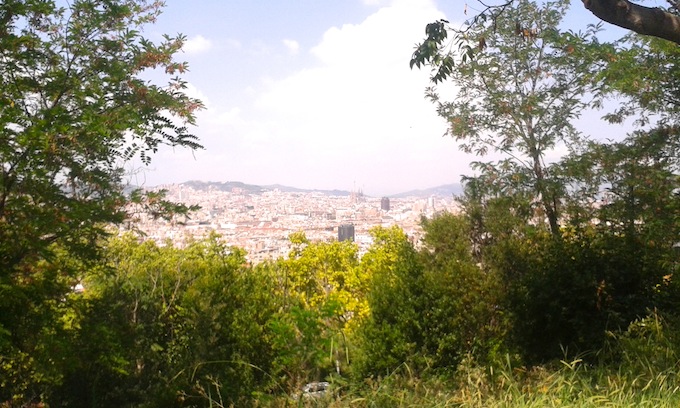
[
  {"xmin": 183, "ymin": 82, "xmax": 211, "ymax": 105},
  {"xmin": 244, "ymin": 0, "xmax": 464, "ymax": 193},
  {"xmin": 147, "ymin": 0, "xmax": 468, "ymax": 195},
  {"xmin": 282, "ymin": 39, "xmax": 300, "ymax": 55},
  {"xmin": 224, "ymin": 38, "xmax": 242, "ymax": 50},
  {"xmin": 183, "ymin": 35, "xmax": 213, "ymax": 54}
]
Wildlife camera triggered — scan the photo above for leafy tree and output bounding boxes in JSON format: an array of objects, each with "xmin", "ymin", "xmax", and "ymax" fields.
[
  {"xmin": 352, "ymin": 226, "xmax": 426, "ymax": 377},
  {"xmin": 170, "ymin": 238, "xmax": 280, "ymax": 406},
  {"xmin": 427, "ymin": 3, "xmax": 680, "ymax": 127},
  {"xmin": 0, "ymin": 247, "xmax": 88, "ymax": 404},
  {"xmin": 418, "ymin": 213, "xmax": 507, "ymax": 368},
  {"xmin": 353, "ymin": 219, "xmax": 506, "ymax": 377},
  {"xmin": 0, "ymin": 0, "xmax": 202, "ymax": 404},
  {"xmin": 52, "ymin": 235, "xmax": 281, "ymax": 407},
  {"xmin": 267, "ymin": 233, "xmax": 366, "ymax": 388},
  {"xmin": 602, "ymin": 35, "xmax": 680, "ymax": 127},
  {"xmin": 486, "ymin": 125, "xmax": 679, "ymax": 363},
  {"xmin": 456, "ymin": 160, "xmax": 542, "ymax": 260},
  {"xmin": 0, "ymin": 0, "xmax": 202, "ymax": 273},
  {"xmin": 494, "ymin": 229, "xmax": 608, "ymax": 362},
  {"xmin": 412, "ymin": 0, "xmax": 608, "ymax": 235},
  {"xmin": 594, "ymin": 130, "xmax": 679, "ymax": 243},
  {"xmin": 497, "ymin": 222, "xmax": 676, "ymax": 363},
  {"xmin": 561, "ymin": 128, "xmax": 679, "ymax": 311},
  {"xmin": 282, "ymin": 232, "xmax": 367, "ymax": 327},
  {"xmin": 409, "ymin": 0, "xmax": 680, "ymax": 368}
]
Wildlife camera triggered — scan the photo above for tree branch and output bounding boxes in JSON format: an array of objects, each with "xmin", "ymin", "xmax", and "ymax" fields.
[{"xmin": 583, "ymin": 0, "xmax": 680, "ymax": 44}]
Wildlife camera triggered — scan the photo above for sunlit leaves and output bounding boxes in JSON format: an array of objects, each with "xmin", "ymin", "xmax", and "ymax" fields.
[
  {"xmin": 282, "ymin": 233, "xmax": 367, "ymax": 330},
  {"xmin": 72, "ymin": 234, "xmax": 279, "ymax": 405}
]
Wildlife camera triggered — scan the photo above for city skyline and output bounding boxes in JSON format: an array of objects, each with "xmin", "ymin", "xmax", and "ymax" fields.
[{"xmin": 131, "ymin": 182, "xmax": 459, "ymax": 263}]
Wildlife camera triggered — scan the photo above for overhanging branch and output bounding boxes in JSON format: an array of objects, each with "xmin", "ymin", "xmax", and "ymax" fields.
[{"xmin": 583, "ymin": 0, "xmax": 680, "ymax": 44}]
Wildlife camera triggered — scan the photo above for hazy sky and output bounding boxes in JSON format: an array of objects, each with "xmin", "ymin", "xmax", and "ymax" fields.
[{"xmin": 133, "ymin": 0, "xmax": 632, "ymax": 196}]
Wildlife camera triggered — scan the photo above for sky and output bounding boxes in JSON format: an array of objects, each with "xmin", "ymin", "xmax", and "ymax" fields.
[{"xmin": 131, "ymin": 0, "xmax": 634, "ymax": 196}]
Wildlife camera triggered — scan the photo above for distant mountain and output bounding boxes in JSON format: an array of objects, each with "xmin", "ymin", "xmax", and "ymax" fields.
[
  {"xmin": 261, "ymin": 183, "xmax": 352, "ymax": 196},
  {"xmin": 166, "ymin": 180, "xmax": 462, "ymax": 198},
  {"xmin": 180, "ymin": 180, "xmax": 352, "ymax": 196},
  {"xmin": 389, "ymin": 183, "xmax": 463, "ymax": 198}
]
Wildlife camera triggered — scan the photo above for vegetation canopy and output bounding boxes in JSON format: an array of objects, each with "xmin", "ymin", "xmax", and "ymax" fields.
[{"xmin": 1, "ymin": 0, "xmax": 680, "ymax": 406}]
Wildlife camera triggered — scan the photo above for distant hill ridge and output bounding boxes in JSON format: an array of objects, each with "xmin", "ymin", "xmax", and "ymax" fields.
[
  {"xmin": 172, "ymin": 180, "xmax": 462, "ymax": 198},
  {"xmin": 390, "ymin": 184, "xmax": 463, "ymax": 198}
]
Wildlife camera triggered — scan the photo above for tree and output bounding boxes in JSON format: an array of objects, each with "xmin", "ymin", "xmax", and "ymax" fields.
[
  {"xmin": 601, "ymin": 35, "xmax": 680, "ymax": 126},
  {"xmin": 51, "ymin": 234, "xmax": 281, "ymax": 407},
  {"xmin": 412, "ymin": 0, "xmax": 607, "ymax": 235},
  {"xmin": 0, "ymin": 0, "xmax": 202, "ymax": 274},
  {"xmin": 418, "ymin": 213, "xmax": 506, "ymax": 368},
  {"xmin": 352, "ymin": 226, "xmax": 427, "ymax": 377},
  {"xmin": 266, "ymin": 233, "xmax": 366, "ymax": 388},
  {"xmin": 353, "ymin": 219, "xmax": 506, "ymax": 377},
  {"xmin": 281, "ymin": 232, "xmax": 367, "ymax": 327},
  {"xmin": 0, "ymin": 1, "xmax": 202, "ymax": 404},
  {"xmin": 562, "ymin": 127, "xmax": 679, "ymax": 306}
]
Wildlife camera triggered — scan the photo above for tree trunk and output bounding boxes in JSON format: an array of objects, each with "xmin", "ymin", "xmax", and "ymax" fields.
[{"xmin": 533, "ymin": 157, "xmax": 560, "ymax": 236}]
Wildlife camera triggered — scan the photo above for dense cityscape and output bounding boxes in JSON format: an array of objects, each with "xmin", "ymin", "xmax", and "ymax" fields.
[{"xmin": 130, "ymin": 182, "xmax": 460, "ymax": 262}]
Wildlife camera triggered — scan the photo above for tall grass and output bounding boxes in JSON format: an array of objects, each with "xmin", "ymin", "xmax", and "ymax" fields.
[
  {"xmin": 310, "ymin": 355, "xmax": 680, "ymax": 408},
  {"xmin": 242, "ymin": 353, "xmax": 678, "ymax": 408},
  {"xmin": 248, "ymin": 313, "xmax": 680, "ymax": 407}
]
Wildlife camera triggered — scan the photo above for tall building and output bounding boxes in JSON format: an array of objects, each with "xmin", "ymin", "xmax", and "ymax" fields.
[
  {"xmin": 350, "ymin": 185, "xmax": 365, "ymax": 203},
  {"xmin": 380, "ymin": 197, "xmax": 390, "ymax": 211},
  {"xmin": 338, "ymin": 224, "xmax": 355, "ymax": 242},
  {"xmin": 427, "ymin": 196, "xmax": 435, "ymax": 212}
]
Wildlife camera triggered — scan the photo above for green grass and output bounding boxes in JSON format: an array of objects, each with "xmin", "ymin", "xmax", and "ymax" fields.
[{"xmin": 254, "ymin": 355, "xmax": 680, "ymax": 408}]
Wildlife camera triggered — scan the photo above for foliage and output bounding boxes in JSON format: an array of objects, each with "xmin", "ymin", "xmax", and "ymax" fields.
[
  {"xmin": 418, "ymin": 213, "xmax": 507, "ymax": 368},
  {"xmin": 493, "ymin": 230, "xmax": 607, "ymax": 362},
  {"xmin": 3, "ymin": 0, "xmax": 680, "ymax": 405},
  {"xmin": 47, "ymin": 235, "xmax": 280, "ymax": 407},
  {"xmin": 0, "ymin": 247, "xmax": 86, "ymax": 404},
  {"xmin": 491, "ymin": 219, "xmax": 677, "ymax": 364},
  {"xmin": 353, "ymin": 219, "xmax": 504, "ymax": 378},
  {"xmin": 351, "ymin": 226, "xmax": 427, "ymax": 377},
  {"xmin": 602, "ymin": 35, "xmax": 680, "ymax": 126},
  {"xmin": 264, "ymin": 234, "xmax": 366, "ymax": 389},
  {"xmin": 410, "ymin": 0, "xmax": 680, "ymax": 369},
  {"xmin": 0, "ymin": 1, "xmax": 202, "ymax": 404},
  {"xmin": 413, "ymin": 0, "xmax": 610, "ymax": 235},
  {"xmin": 456, "ymin": 161, "xmax": 543, "ymax": 260},
  {"xmin": 282, "ymin": 232, "xmax": 367, "ymax": 326},
  {"xmin": 0, "ymin": 0, "xmax": 202, "ymax": 272}
]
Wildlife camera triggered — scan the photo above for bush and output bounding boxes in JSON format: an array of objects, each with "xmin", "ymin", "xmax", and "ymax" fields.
[{"xmin": 353, "ymin": 216, "xmax": 505, "ymax": 378}]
